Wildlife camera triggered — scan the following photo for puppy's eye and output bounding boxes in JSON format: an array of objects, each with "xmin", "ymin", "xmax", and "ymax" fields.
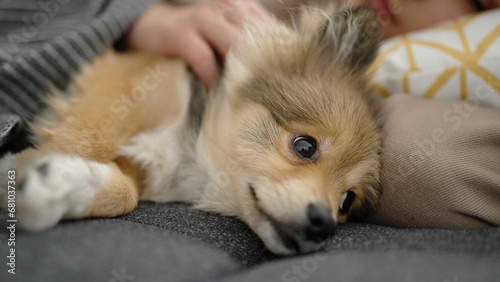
[
  {"xmin": 292, "ymin": 136, "xmax": 317, "ymax": 159},
  {"xmin": 339, "ymin": 191, "xmax": 355, "ymax": 214}
]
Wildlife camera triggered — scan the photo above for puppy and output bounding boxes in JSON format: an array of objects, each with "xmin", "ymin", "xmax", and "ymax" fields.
[{"xmin": 0, "ymin": 6, "xmax": 382, "ymax": 255}]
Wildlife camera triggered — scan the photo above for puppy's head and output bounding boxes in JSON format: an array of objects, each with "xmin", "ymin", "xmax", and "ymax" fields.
[{"xmin": 218, "ymin": 7, "xmax": 381, "ymax": 255}]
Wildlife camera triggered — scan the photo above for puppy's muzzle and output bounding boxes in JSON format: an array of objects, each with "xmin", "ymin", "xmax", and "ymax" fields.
[{"xmin": 305, "ymin": 203, "xmax": 336, "ymax": 242}]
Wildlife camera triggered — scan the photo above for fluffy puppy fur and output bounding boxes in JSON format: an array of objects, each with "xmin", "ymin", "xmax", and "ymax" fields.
[{"xmin": 0, "ymin": 6, "xmax": 382, "ymax": 255}]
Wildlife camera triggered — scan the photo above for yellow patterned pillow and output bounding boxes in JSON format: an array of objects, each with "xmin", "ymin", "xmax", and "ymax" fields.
[{"xmin": 370, "ymin": 8, "xmax": 500, "ymax": 110}]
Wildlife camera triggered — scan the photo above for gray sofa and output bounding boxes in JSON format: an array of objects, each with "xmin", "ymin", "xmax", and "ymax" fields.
[{"xmin": 1, "ymin": 201, "xmax": 499, "ymax": 281}]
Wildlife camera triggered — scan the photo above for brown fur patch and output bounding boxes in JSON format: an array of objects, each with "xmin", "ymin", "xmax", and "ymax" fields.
[
  {"xmin": 81, "ymin": 162, "xmax": 140, "ymax": 218},
  {"xmin": 25, "ymin": 50, "xmax": 187, "ymax": 215}
]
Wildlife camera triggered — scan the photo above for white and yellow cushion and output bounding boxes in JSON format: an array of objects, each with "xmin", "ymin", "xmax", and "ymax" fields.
[{"xmin": 370, "ymin": 8, "xmax": 500, "ymax": 110}]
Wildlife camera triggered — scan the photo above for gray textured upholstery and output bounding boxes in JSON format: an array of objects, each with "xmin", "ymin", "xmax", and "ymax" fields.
[
  {"xmin": 2, "ymin": 219, "xmax": 241, "ymax": 282},
  {"xmin": 1, "ymin": 202, "xmax": 499, "ymax": 281},
  {"xmin": 223, "ymin": 252, "xmax": 500, "ymax": 282}
]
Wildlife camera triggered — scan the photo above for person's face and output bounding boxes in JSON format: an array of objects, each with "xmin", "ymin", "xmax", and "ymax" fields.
[{"xmin": 347, "ymin": 0, "xmax": 500, "ymax": 39}]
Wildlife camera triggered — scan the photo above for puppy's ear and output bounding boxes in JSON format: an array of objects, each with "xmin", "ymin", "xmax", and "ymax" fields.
[{"xmin": 306, "ymin": 7, "xmax": 381, "ymax": 75}]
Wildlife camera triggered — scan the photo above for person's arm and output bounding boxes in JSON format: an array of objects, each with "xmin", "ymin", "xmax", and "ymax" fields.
[
  {"xmin": 0, "ymin": 0, "xmax": 273, "ymax": 117},
  {"xmin": 0, "ymin": 0, "xmax": 160, "ymax": 118}
]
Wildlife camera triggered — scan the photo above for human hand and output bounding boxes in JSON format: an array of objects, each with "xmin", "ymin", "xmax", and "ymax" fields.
[{"xmin": 126, "ymin": 0, "xmax": 274, "ymax": 88}]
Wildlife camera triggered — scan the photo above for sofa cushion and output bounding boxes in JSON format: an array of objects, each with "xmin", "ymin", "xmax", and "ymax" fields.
[
  {"xmin": 1, "ymin": 202, "xmax": 499, "ymax": 281},
  {"xmin": 223, "ymin": 251, "xmax": 500, "ymax": 282},
  {"xmin": 370, "ymin": 8, "xmax": 500, "ymax": 109},
  {"xmin": 0, "ymin": 217, "xmax": 242, "ymax": 282}
]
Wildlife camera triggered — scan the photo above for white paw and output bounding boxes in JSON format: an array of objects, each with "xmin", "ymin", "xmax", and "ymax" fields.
[{"xmin": 16, "ymin": 154, "xmax": 109, "ymax": 231}]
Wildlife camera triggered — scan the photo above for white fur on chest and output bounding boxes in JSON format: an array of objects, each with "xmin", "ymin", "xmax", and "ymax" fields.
[
  {"xmin": 117, "ymin": 68, "xmax": 244, "ymax": 216},
  {"xmin": 118, "ymin": 123, "xmax": 204, "ymax": 203}
]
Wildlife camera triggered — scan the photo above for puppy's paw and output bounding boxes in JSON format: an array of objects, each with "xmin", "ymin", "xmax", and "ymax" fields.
[{"xmin": 16, "ymin": 154, "xmax": 109, "ymax": 231}]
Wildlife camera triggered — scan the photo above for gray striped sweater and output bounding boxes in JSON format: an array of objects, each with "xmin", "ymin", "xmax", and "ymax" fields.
[{"xmin": 0, "ymin": 0, "xmax": 159, "ymax": 118}]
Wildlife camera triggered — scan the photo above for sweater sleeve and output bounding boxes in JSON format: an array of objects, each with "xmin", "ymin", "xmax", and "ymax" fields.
[{"xmin": 0, "ymin": 0, "xmax": 160, "ymax": 118}]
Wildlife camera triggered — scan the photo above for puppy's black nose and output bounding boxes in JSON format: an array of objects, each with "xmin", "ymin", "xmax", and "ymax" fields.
[{"xmin": 305, "ymin": 203, "xmax": 336, "ymax": 242}]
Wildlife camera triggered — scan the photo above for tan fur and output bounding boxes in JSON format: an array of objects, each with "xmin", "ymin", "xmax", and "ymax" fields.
[
  {"xmin": 31, "ymin": 52, "xmax": 185, "ymax": 160},
  {"xmin": 223, "ymin": 6, "xmax": 381, "ymax": 224},
  {"xmin": 81, "ymin": 160, "xmax": 140, "ymax": 218}
]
